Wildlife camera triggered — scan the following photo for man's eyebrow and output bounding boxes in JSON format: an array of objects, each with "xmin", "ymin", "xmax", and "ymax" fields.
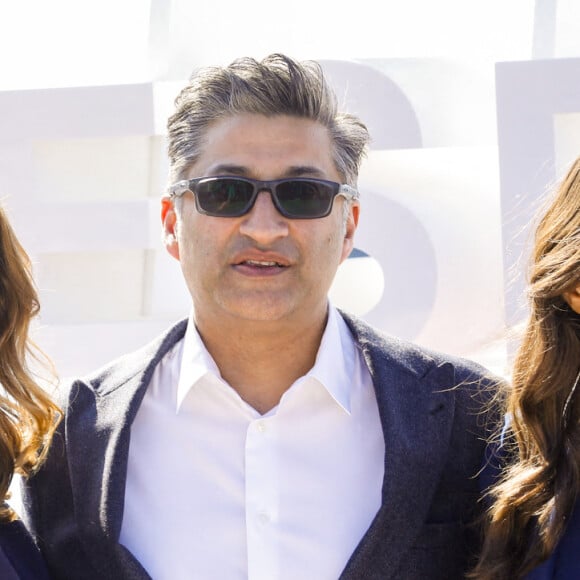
[
  {"xmin": 205, "ymin": 164, "xmax": 247, "ymax": 176},
  {"xmin": 203, "ymin": 164, "xmax": 328, "ymax": 178},
  {"xmin": 284, "ymin": 166, "xmax": 326, "ymax": 178}
]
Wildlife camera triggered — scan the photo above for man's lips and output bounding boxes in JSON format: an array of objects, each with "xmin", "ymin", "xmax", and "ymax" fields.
[{"xmin": 231, "ymin": 252, "xmax": 292, "ymax": 273}]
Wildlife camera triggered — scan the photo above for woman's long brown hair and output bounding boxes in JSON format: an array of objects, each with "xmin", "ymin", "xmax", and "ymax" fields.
[
  {"xmin": 471, "ymin": 158, "xmax": 580, "ymax": 579},
  {"xmin": 0, "ymin": 205, "xmax": 61, "ymax": 522}
]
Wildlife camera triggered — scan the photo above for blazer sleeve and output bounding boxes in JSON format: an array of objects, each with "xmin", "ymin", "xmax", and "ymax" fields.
[
  {"xmin": 0, "ymin": 519, "xmax": 51, "ymax": 580},
  {"xmin": 21, "ymin": 380, "xmax": 96, "ymax": 578}
]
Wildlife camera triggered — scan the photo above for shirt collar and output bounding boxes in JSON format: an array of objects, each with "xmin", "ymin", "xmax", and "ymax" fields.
[
  {"xmin": 175, "ymin": 304, "xmax": 355, "ymax": 414},
  {"xmin": 302, "ymin": 304, "xmax": 354, "ymax": 415},
  {"xmin": 176, "ymin": 311, "xmax": 222, "ymax": 411}
]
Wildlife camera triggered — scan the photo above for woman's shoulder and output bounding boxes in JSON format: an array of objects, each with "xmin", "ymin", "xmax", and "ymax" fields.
[{"xmin": 0, "ymin": 518, "xmax": 50, "ymax": 580}]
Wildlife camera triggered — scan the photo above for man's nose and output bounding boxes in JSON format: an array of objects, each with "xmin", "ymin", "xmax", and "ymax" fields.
[{"xmin": 238, "ymin": 190, "xmax": 289, "ymax": 243}]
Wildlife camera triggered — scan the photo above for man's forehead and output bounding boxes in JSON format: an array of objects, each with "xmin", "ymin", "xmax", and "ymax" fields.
[{"xmin": 185, "ymin": 114, "xmax": 338, "ymax": 180}]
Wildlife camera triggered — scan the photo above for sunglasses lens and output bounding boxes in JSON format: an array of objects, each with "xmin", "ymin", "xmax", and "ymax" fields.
[
  {"xmin": 276, "ymin": 180, "xmax": 336, "ymax": 218},
  {"xmin": 191, "ymin": 178, "xmax": 340, "ymax": 218},
  {"xmin": 196, "ymin": 179, "xmax": 255, "ymax": 216}
]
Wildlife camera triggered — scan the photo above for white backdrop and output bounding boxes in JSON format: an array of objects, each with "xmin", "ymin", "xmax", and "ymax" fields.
[{"xmin": 1, "ymin": 0, "xmax": 579, "ymax": 382}]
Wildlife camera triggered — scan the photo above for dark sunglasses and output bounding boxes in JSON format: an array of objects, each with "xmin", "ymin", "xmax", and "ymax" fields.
[{"xmin": 167, "ymin": 176, "xmax": 359, "ymax": 219}]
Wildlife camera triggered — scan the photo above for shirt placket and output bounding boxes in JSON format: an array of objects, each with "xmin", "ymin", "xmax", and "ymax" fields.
[{"xmin": 245, "ymin": 416, "xmax": 279, "ymax": 580}]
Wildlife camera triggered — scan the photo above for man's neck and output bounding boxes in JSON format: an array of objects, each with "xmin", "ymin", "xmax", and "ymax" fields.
[{"xmin": 194, "ymin": 310, "xmax": 329, "ymax": 415}]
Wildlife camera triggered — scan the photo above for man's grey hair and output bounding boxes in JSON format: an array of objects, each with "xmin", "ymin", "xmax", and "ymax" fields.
[{"xmin": 166, "ymin": 53, "xmax": 371, "ymax": 188}]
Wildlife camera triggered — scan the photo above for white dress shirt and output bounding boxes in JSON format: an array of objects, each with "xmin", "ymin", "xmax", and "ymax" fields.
[{"xmin": 119, "ymin": 305, "xmax": 385, "ymax": 580}]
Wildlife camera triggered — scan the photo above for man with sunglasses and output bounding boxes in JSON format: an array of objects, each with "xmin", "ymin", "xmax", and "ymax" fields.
[{"xmin": 23, "ymin": 54, "xmax": 500, "ymax": 579}]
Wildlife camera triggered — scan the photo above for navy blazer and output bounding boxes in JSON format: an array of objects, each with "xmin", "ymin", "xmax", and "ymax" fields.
[
  {"xmin": 22, "ymin": 312, "xmax": 501, "ymax": 579},
  {"xmin": 0, "ymin": 518, "xmax": 50, "ymax": 580},
  {"xmin": 525, "ymin": 501, "xmax": 580, "ymax": 579},
  {"xmin": 481, "ymin": 429, "xmax": 580, "ymax": 580}
]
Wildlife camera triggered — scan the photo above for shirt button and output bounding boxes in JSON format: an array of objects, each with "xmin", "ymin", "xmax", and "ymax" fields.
[
  {"xmin": 257, "ymin": 421, "xmax": 267, "ymax": 433},
  {"xmin": 257, "ymin": 511, "xmax": 270, "ymax": 525}
]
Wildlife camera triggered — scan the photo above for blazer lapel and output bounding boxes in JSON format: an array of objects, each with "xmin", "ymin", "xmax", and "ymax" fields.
[
  {"xmin": 340, "ymin": 314, "xmax": 456, "ymax": 579},
  {"xmin": 65, "ymin": 320, "xmax": 188, "ymax": 570}
]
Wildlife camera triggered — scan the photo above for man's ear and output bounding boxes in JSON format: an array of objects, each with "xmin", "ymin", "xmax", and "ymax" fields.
[
  {"xmin": 161, "ymin": 197, "xmax": 179, "ymax": 260},
  {"xmin": 340, "ymin": 202, "xmax": 360, "ymax": 263},
  {"xmin": 563, "ymin": 284, "xmax": 580, "ymax": 314}
]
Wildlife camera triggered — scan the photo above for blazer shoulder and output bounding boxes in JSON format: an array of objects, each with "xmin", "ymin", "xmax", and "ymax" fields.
[
  {"xmin": 340, "ymin": 309, "xmax": 503, "ymax": 387},
  {"xmin": 58, "ymin": 318, "xmax": 188, "ymax": 404}
]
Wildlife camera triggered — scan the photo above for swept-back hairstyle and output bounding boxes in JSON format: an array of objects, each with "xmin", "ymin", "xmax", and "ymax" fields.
[
  {"xmin": 166, "ymin": 53, "xmax": 370, "ymax": 186},
  {"xmin": 472, "ymin": 157, "xmax": 580, "ymax": 578},
  {"xmin": 0, "ymin": 206, "xmax": 60, "ymax": 522}
]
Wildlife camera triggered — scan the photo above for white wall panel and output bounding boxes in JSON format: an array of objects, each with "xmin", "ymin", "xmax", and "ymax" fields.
[
  {"xmin": 31, "ymin": 136, "xmax": 156, "ymax": 202},
  {"xmin": 37, "ymin": 249, "xmax": 148, "ymax": 323}
]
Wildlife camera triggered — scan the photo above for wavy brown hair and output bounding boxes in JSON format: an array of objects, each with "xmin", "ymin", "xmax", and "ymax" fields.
[
  {"xmin": 472, "ymin": 157, "xmax": 580, "ymax": 579},
  {"xmin": 0, "ymin": 205, "xmax": 61, "ymax": 522}
]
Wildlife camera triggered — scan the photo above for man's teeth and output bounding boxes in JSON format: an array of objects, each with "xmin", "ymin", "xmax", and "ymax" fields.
[{"xmin": 245, "ymin": 260, "xmax": 282, "ymax": 267}]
